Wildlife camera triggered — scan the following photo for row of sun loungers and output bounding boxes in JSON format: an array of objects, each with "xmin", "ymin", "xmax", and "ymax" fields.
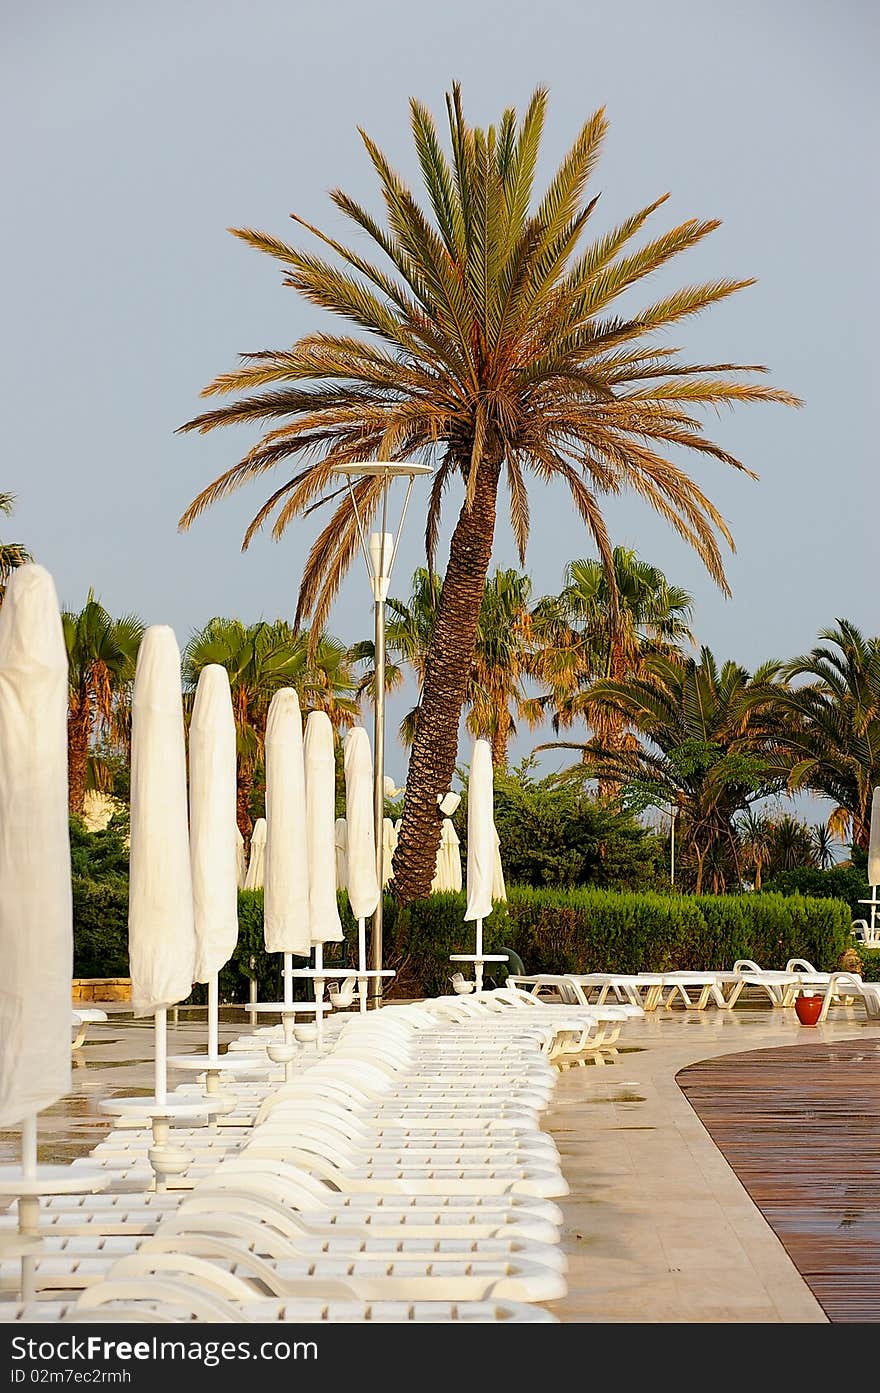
[
  {"xmin": 508, "ymin": 962, "xmax": 880, "ymax": 1019},
  {"xmin": 1, "ymin": 987, "xmax": 643, "ymax": 1323}
]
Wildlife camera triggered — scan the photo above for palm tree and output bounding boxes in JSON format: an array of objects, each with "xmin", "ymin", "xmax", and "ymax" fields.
[
  {"xmin": 735, "ymin": 809, "xmax": 773, "ymax": 890},
  {"xmin": 553, "ymin": 648, "xmax": 783, "ymax": 892},
  {"xmin": 353, "ymin": 567, "xmax": 534, "ymax": 767},
  {"xmin": 62, "ymin": 594, "xmax": 143, "ymax": 816},
  {"xmin": 764, "ymin": 621, "xmax": 880, "ymax": 851},
  {"xmin": 177, "ymin": 85, "xmax": 799, "ymax": 901},
  {"xmin": 811, "ymin": 820, "xmax": 838, "ymax": 870},
  {"xmin": 531, "ymin": 548, "xmax": 694, "ymax": 784},
  {"xmin": 0, "ymin": 492, "xmax": 31, "ymax": 597},
  {"xmin": 183, "ymin": 618, "xmax": 359, "ymax": 839}
]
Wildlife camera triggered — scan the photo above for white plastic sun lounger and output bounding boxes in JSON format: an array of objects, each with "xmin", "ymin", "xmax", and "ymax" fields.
[
  {"xmin": 731, "ymin": 960, "xmax": 802, "ymax": 1006},
  {"xmin": 1, "ymin": 1189, "xmax": 562, "ymax": 1244},
  {"xmin": 816, "ymin": 972, "xmax": 880, "ymax": 1023},
  {"xmin": 57, "ymin": 1247, "xmax": 567, "ymax": 1304},
  {"xmin": 70, "ymin": 1008, "xmax": 108, "ymax": 1051},
  {"xmin": 2, "ymin": 1292, "xmax": 558, "ymax": 1324}
]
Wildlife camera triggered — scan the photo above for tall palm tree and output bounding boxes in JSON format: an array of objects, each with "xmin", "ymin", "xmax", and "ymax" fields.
[
  {"xmin": 183, "ymin": 618, "xmax": 359, "ymax": 839},
  {"xmin": 531, "ymin": 548, "xmax": 694, "ymax": 783},
  {"xmin": 354, "ymin": 567, "xmax": 535, "ymax": 767},
  {"xmin": 0, "ymin": 492, "xmax": 31, "ymax": 598},
  {"xmin": 177, "ymin": 85, "xmax": 799, "ymax": 901},
  {"xmin": 554, "ymin": 648, "xmax": 782, "ymax": 891},
  {"xmin": 763, "ymin": 621, "xmax": 880, "ymax": 850},
  {"xmin": 63, "ymin": 594, "xmax": 143, "ymax": 816}
]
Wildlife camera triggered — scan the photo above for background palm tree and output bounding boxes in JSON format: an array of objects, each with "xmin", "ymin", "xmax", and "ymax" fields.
[
  {"xmin": 183, "ymin": 618, "xmax": 359, "ymax": 840},
  {"xmin": 63, "ymin": 594, "xmax": 143, "ymax": 816},
  {"xmin": 554, "ymin": 647, "xmax": 782, "ymax": 891},
  {"xmin": 735, "ymin": 809, "xmax": 773, "ymax": 890},
  {"xmin": 353, "ymin": 566, "xmax": 535, "ymax": 768},
  {"xmin": 764, "ymin": 620, "xmax": 880, "ymax": 851},
  {"xmin": 178, "ymin": 84, "xmax": 798, "ymax": 901},
  {"xmin": 0, "ymin": 492, "xmax": 31, "ymax": 598},
  {"xmin": 530, "ymin": 547, "xmax": 693, "ymax": 789}
]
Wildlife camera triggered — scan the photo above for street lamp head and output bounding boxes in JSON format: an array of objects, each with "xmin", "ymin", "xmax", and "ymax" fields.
[
  {"xmin": 335, "ymin": 460, "xmax": 433, "ymax": 598},
  {"xmin": 332, "ymin": 461, "xmax": 434, "ymax": 481}
]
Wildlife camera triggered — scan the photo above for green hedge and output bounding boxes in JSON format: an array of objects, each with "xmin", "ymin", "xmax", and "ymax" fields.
[{"xmin": 73, "ymin": 880, "xmax": 853, "ymax": 1001}]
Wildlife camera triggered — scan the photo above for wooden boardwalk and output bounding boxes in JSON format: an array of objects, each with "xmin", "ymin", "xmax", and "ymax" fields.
[{"xmin": 678, "ymin": 1038, "xmax": 880, "ymax": 1323}]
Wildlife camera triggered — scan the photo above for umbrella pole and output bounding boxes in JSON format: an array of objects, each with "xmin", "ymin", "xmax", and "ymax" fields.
[
  {"xmin": 283, "ymin": 953, "xmax": 293, "ymax": 1007},
  {"xmin": 207, "ymin": 975, "xmax": 219, "ymax": 1061},
  {"xmin": 155, "ymin": 1007, "xmax": 167, "ymax": 1107},
  {"xmin": 871, "ymin": 886, "xmax": 878, "ymax": 938},
  {"xmin": 358, "ymin": 918, "xmax": 367, "ymax": 1014},
  {"xmin": 475, "ymin": 919, "xmax": 484, "ymax": 994},
  {"xmin": 315, "ymin": 944, "xmax": 324, "ymax": 1047},
  {"xmin": 19, "ymin": 1115, "xmax": 37, "ymax": 1303}
]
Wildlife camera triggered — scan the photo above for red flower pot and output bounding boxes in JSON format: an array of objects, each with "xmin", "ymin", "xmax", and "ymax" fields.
[{"xmin": 795, "ymin": 994, "xmax": 822, "ymax": 1026}]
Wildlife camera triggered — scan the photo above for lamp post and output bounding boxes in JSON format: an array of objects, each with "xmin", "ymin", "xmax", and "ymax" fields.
[
  {"xmin": 333, "ymin": 461, "xmax": 432, "ymax": 1005},
  {"xmin": 670, "ymin": 806, "xmax": 677, "ymax": 887}
]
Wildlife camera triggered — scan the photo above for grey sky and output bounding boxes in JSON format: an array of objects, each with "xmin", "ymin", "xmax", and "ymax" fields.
[{"xmin": 3, "ymin": 0, "xmax": 877, "ymax": 795}]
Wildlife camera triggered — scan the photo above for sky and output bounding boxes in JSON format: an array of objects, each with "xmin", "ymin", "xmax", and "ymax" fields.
[{"xmin": 2, "ymin": 0, "xmax": 877, "ymax": 803}]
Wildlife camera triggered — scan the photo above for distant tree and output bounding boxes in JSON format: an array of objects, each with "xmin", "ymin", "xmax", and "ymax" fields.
[
  {"xmin": 183, "ymin": 618, "xmax": 359, "ymax": 839},
  {"xmin": 353, "ymin": 567, "xmax": 535, "ymax": 768},
  {"xmin": 0, "ymin": 492, "xmax": 31, "ymax": 597},
  {"xmin": 764, "ymin": 621, "xmax": 880, "ymax": 851},
  {"xmin": 531, "ymin": 547, "xmax": 694, "ymax": 791},
  {"xmin": 62, "ymin": 594, "xmax": 143, "ymax": 816},
  {"xmin": 551, "ymin": 648, "xmax": 782, "ymax": 892}
]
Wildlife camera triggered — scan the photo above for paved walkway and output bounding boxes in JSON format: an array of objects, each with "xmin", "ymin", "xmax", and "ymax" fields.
[{"xmin": 545, "ymin": 1004, "xmax": 880, "ymax": 1322}]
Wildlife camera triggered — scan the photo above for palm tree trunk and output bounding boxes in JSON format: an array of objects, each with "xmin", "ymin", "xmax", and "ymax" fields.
[
  {"xmin": 490, "ymin": 725, "xmax": 508, "ymax": 771},
  {"xmin": 394, "ymin": 451, "xmax": 502, "ymax": 904},
  {"xmin": 237, "ymin": 764, "xmax": 254, "ymax": 848},
  {"xmin": 67, "ymin": 710, "xmax": 90, "ymax": 817}
]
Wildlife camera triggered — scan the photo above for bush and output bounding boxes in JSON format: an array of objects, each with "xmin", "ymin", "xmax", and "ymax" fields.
[
  {"xmin": 457, "ymin": 763, "xmax": 666, "ymax": 889},
  {"xmin": 763, "ymin": 864, "xmax": 869, "ymax": 917},
  {"xmin": 72, "ymin": 877, "xmax": 129, "ymax": 977}
]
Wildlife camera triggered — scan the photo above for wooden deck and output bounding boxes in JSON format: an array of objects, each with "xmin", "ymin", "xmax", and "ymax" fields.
[{"xmin": 678, "ymin": 1038, "xmax": 880, "ymax": 1323}]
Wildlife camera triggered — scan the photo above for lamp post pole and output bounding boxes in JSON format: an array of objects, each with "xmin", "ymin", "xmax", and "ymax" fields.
[
  {"xmin": 371, "ymin": 534, "xmax": 389, "ymax": 1005},
  {"xmin": 333, "ymin": 462, "xmax": 433, "ymax": 1009}
]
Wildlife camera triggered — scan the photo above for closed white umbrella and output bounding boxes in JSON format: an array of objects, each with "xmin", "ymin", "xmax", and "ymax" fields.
[
  {"xmin": 244, "ymin": 817, "xmax": 266, "ymax": 890},
  {"xmin": 305, "ymin": 711, "xmax": 343, "ymax": 946},
  {"xmin": 432, "ymin": 818, "xmax": 463, "ymax": 893},
  {"xmin": 104, "ymin": 626, "xmax": 224, "ymax": 1183},
  {"xmin": 868, "ymin": 788, "xmax": 880, "ymax": 886},
  {"xmin": 128, "ymin": 626, "xmax": 195, "ymax": 1101},
  {"xmin": 0, "ymin": 565, "xmax": 105, "ymax": 1298},
  {"xmin": 381, "ymin": 818, "xmax": 398, "ymax": 887},
  {"xmin": 0, "ymin": 565, "xmax": 71, "ymax": 1130},
  {"xmin": 264, "ymin": 688, "xmax": 310, "ymax": 1009},
  {"xmin": 305, "ymin": 711, "xmax": 342, "ymax": 1041},
  {"xmin": 865, "ymin": 788, "xmax": 880, "ymax": 936},
  {"xmin": 344, "ymin": 726, "xmax": 380, "ymax": 1012},
  {"xmin": 334, "ymin": 817, "xmax": 348, "ymax": 889},
  {"xmin": 235, "ymin": 825, "xmax": 246, "ymax": 889},
  {"xmin": 189, "ymin": 664, "xmax": 238, "ymax": 1060},
  {"xmin": 465, "ymin": 739, "xmax": 494, "ymax": 990}
]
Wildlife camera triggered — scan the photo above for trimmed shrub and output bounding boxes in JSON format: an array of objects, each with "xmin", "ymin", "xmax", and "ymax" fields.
[{"xmin": 72, "ymin": 880, "xmax": 852, "ymax": 1002}]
